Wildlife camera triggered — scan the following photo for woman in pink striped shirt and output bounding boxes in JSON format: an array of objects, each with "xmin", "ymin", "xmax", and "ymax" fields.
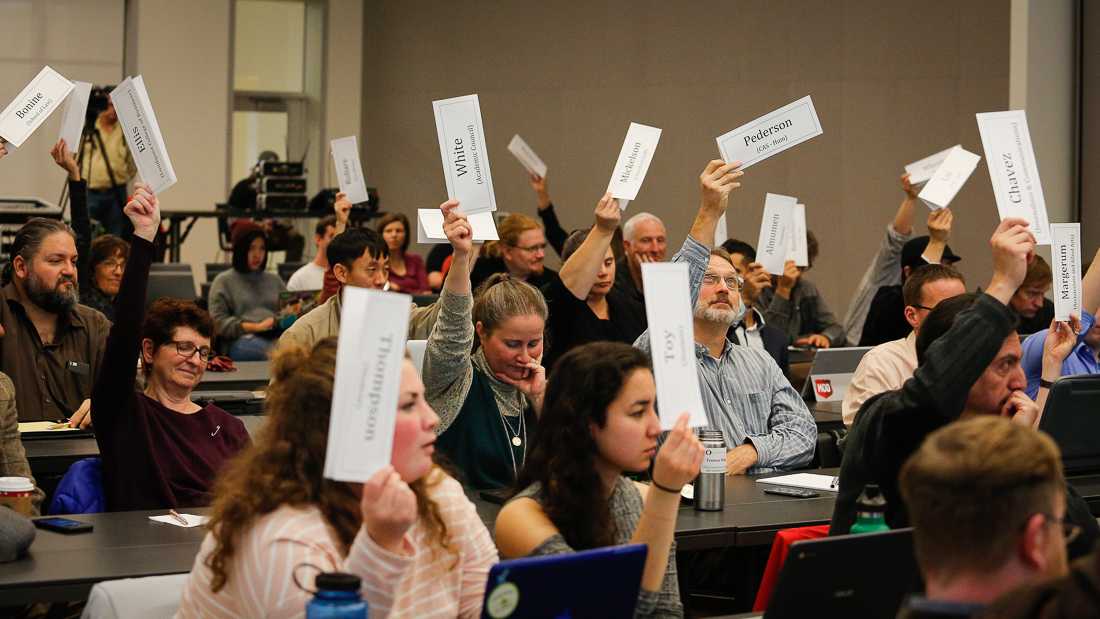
[{"xmin": 177, "ymin": 338, "xmax": 498, "ymax": 618}]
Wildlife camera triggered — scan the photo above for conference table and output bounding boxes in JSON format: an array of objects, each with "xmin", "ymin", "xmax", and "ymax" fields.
[{"xmin": 196, "ymin": 361, "xmax": 271, "ymax": 392}]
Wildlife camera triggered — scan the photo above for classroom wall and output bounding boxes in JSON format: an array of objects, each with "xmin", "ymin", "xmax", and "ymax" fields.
[{"xmin": 361, "ymin": 0, "xmax": 1013, "ymax": 331}]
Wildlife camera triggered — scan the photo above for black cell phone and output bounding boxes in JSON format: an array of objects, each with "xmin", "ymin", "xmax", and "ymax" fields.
[
  {"xmin": 762, "ymin": 486, "xmax": 820, "ymax": 499},
  {"xmin": 34, "ymin": 517, "xmax": 93, "ymax": 534}
]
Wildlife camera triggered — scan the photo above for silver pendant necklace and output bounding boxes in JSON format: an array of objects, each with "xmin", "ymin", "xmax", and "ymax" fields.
[{"xmin": 497, "ymin": 409, "xmax": 527, "ymax": 476}]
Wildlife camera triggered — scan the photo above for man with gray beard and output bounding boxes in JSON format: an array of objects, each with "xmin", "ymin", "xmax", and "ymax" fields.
[
  {"xmin": 635, "ymin": 161, "xmax": 816, "ymax": 474},
  {"xmin": 0, "ymin": 218, "xmax": 110, "ymax": 422}
]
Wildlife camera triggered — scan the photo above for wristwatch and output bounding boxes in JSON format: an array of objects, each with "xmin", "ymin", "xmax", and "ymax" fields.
[{"xmin": 1039, "ymin": 378, "xmax": 1056, "ymax": 389}]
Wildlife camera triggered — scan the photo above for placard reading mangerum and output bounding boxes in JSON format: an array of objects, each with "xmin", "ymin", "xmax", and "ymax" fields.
[
  {"xmin": 1050, "ymin": 223, "xmax": 1082, "ymax": 321},
  {"xmin": 433, "ymin": 94, "xmax": 497, "ymax": 215},
  {"xmin": 111, "ymin": 76, "xmax": 177, "ymax": 193},
  {"xmin": 976, "ymin": 110, "xmax": 1051, "ymax": 245}
]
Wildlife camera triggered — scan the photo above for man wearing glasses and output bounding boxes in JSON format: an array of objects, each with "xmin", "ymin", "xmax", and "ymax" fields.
[{"xmin": 897, "ymin": 415, "xmax": 1075, "ymax": 617}]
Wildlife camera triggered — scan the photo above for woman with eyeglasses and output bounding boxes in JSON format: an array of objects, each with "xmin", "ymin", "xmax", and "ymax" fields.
[
  {"xmin": 92, "ymin": 184, "xmax": 250, "ymax": 511},
  {"xmin": 469, "ymin": 213, "xmax": 561, "ymax": 292},
  {"xmin": 81, "ymin": 235, "xmax": 129, "ymax": 321}
]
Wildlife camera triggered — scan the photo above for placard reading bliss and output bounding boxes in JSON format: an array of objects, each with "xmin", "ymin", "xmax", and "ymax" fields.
[
  {"xmin": 432, "ymin": 94, "xmax": 497, "ymax": 215},
  {"xmin": 976, "ymin": 110, "xmax": 1051, "ymax": 245},
  {"xmin": 111, "ymin": 76, "xmax": 177, "ymax": 194},
  {"xmin": 330, "ymin": 135, "xmax": 369, "ymax": 204},
  {"xmin": 1050, "ymin": 223, "xmax": 1082, "ymax": 321},
  {"xmin": 324, "ymin": 287, "xmax": 411, "ymax": 483},
  {"xmin": 607, "ymin": 122, "xmax": 662, "ymax": 204},
  {"xmin": 717, "ymin": 96, "xmax": 823, "ymax": 169},
  {"xmin": 0, "ymin": 66, "xmax": 74, "ymax": 147}
]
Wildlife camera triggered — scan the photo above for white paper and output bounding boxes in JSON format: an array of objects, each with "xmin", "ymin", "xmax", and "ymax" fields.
[
  {"xmin": 916, "ymin": 146, "xmax": 980, "ymax": 211},
  {"xmin": 904, "ymin": 145, "xmax": 959, "ymax": 186},
  {"xmin": 756, "ymin": 473, "xmax": 839, "ymax": 492},
  {"xmin": 507, "ymin": 134, "xmax": 547, "ymax": 178},
  {"xmin": 641, "ymin": 263, "xmax": 708, "ymax": 430},
  {"xmin": 1050, "ymin": 223, "xmax": 1082, "ymax": 321},
  {"xmin": 0, "ymin": 66, "xmax": 74, "ymax": 147},
  {"xmin": 324, "ymin": 287, "xmax": 411, "ymax": 483},
  {"xmin": 607, "ymin": 122, "xmax": 662, "ymax": 202},
  {"xmin": 149, "ymin": 514, "xmax": 208, "ymax": 528},
  {"xmin": 330, "ymin": 135, "xmax": 369, "ymax": 204},
  {"xmin": 789, "ymin": 204, "xmax": 808, "ymax": 267},
  {"xmin": 755, "ymin": 193, "xmax": 798, "ymax": 274},
  {"xmin": 976, "ymin": 110, "xmax": 1051, "ymax": 245},
  {"xmin": 716, "ymin": 96, "xmax": 823, "ymax": 169},
  {"xmin": 56, "ymin": 81, "xmax": 91, "ymax": 156},
  {"xmin": 714, "ymin": 213, "xmax": 728, "ymax": 247},
  {"xmin": 416, "ymin": 208, "xmax": 499, "ymax": 243},
  {"xmin": 432, "ymin": 94, "xmax": 497, "ymax": 215},
  {"xmin": 111, "ymin": 76, "xmax": 177, "ymax": 193}
]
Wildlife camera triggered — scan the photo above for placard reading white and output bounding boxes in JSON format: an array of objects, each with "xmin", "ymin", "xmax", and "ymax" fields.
[
  {"xmin": 507, "ymin": 134, "xmax": 547, "ymax": 178},
  {"xmin": 433, "ymin": 94, "xmax": 497, "ymax": 215},
  {"xmin": 607, "ymin": 122, "xmax": 661, "ymax": 204},
  {"xmin": 976, "ymin": 110, "xmax": 1051, "ymax": 245},
  {"xmin": 641, "ymin": 263, "xmax": 708, "ymax": 430},
  {"xmin": 789, "ymin": 204, "xmax": 808, "ymax": 267},
  {"xmin": 111, "ymin": 76, "xmax": 177, "ymax": 193},
  {"xmin": 755, "ymin": 193, "xmax": 798, "ymax": 274},
  {"xmin": 324, "ymin": 287, "xmax": 411, "ymax": 482},
  {"xmin": 0, "ymin": 66, "xmax": 74, "ymax": 147},
  {"xmin": 1050, "ymin": 223, "xmax": 1082, "ymax": 321},
  {"xmin": 416, "ymin": 208, "xmax": 499, "ymax": 243},
  {"xmin": 916, "ymin": 146, "xmax": 980, "ymax": 211},
  {"xmin": 57, "ymin": 81, "xmax": 92, "ymax": 155},
  {"xmin": 330, "ymin": 136, "xmax": 369, "ymax": 204},
  {"xmin": 717, "ymin": 96, "xmax": 823, "ymax": 169},
  {"xmin": 904, "ymin": 145, "xmax": 959, "ymax": 186}
]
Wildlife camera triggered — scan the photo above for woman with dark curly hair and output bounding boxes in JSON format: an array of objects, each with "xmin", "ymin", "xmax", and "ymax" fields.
[
  {"xmin": 494, "ymin": 342, "xmax": 705, "ymax": 618},
  {"xmin": 178, "ymin": 336, "xmax": 498, "ymax": 617}
]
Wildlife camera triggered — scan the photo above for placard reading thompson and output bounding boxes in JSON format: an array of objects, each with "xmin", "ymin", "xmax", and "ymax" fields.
[
  {"xmin": 324, "ymin": 287, "xmax": 411, "ymax": 483},
  {"xmin": 717, "ymin": 96, "xmax": 823, "ymax": 169},
  {"xmin": 755, "ymin": 193, "xmax": 798, "ymax": 274},
  {"xmin": 433, "ymin": 94, "xmax": 497, "ymax": 215},
  {"xmin": 641, "ymin": 262, "xmax": 708, "ymax": 430},
  {"xmin": 1050, "ymin": 223, "xmax": 1082, "ymax": 321},
  {"xmin": 0, "ymin": 66, "xmax": 74, "ymax": 147},
  {"xmin": 331, "ymin": 135, "xmax": 369, "ymax": 204},
  {"xmin": 607, "ymin": 122, "xmax": 662, "ymax": 204},
  {"xmin": 111, "ymin": 76, "xmax": 177, "ymax": 194},
  {"xmin": 976, "ymin": 110, "xmax": 1051, "ymax": 245},
  {"xmin": 417, "ymin": 208, "xmax": 499, "ymax": 243}
]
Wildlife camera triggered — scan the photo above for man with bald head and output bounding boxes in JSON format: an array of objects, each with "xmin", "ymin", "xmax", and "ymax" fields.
[{"xmin": 615, "ymin": 211, "xmax": 668, "ymax": 306}]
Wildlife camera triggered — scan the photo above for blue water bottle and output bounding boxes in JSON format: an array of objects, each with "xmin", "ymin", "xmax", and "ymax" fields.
[{"xmin": 306, "ymin": 572, "xmax": 368, "ymax": 618}]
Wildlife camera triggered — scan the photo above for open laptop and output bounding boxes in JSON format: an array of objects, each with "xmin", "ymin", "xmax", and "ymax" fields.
[
  {"xmin": 798, "ymin": 346, "xmax": 874, "ymax": 402},
  {"xmin": 276, "ymin": 290, "xmax": 322, "ymax": 328},
  {"xmin": 764, "ymin": 528, "xmax": 921, "ymax": 618},
  {"xmin": 481, "ymin": 544, "xmax": 647, "ymax": 618},
  {"xmin": 1038, "ymin": 375, "xmax": 1100, "ymax": 474}
]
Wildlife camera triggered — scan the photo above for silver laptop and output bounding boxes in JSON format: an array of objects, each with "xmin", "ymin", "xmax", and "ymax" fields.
[{"xmin": 799, "ymin": 346, "xmax": 873, "ymax": 402}]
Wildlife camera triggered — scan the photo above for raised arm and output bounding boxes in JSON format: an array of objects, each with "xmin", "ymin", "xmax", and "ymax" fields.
[
  {"xmin": 922, "ymin": 208, "xmax": 953, "ymax": 264},
  {"xmin": 558, "ymin": 193, "xmax": 620, "ymax": 300},
  {"xmin": 1083, "ymin": 248, "xmax": 1100, "ymax": 316},
  {"xmin": 333, "ymin": 192, "xmax": 352, "ymax": 235},
  {"xmin": 892, "ymin": 173, "xmax": 919, "ymax": 236},
  {"xmin": 51, "ymin": 140, "xmax": 92, "ymax": 289},
  {"xmin": 529, "ymin": 173, "xmax": 568, "ymax": 257}
]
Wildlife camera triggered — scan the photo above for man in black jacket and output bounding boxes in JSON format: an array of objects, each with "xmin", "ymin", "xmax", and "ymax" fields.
[
  {"xmin": 722, "ymin": 239, "xmax": 789, "ymax": 374},
  {"xmin": 831, "ymin": 218, "xmax": 1099, "ymax": 559}
]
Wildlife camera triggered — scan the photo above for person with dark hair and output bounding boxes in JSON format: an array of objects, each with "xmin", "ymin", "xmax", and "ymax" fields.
[
  {"xmin": 830, "ymin": 219, "xmax": 1099, "ymax": 559},
  {"xmin": 177, "ymin": 338, "xmax": 497, "ymax": 617},
  {"xmin": 423, "ymin": 203, "xmax": 548, "ymax": 490},
  {"xmin": 79, "ymin": 97, "xmax": 136, "ymax": 239},
  {"xmin": 756, "ymin": 228, "xmax": 847, "ymax": 347},
  {"xmin": 1012, "ymin": 254, "xmax": 1055, "ymax": 334},
  {"xmin": 89, "ymin": 184, "xmax": 250, "ymax": 511},
  {"xmin": 842, "ymin": 263, "xmax": 966, "ymax": 425},
  {"xmin": 377, "ymin": 212, "xmax": 430, "ymax": 294},
  {"xmin": 208, "ymin": 226, "xmax": 287, "ymax": 360},
  {"xmin": 80, "ymin": 235, "xmax": 129, "ymax": 321},
  {"xmin": 541, "ymin": 193, "xmax": 647, "ymax": 372},
  {"xmin": 721, "ymin": 239, "xmax": 789, "ymax": 373},
  {"xmin": 226, "ymin": 151, "xmax": 305, "ymax": 262},
  {"xmin": 494, "ymin": 342, "xmax": 704, "ymax": 618},
  {"xmin": 286, "ymin": 215, "xmax": 337, "ymax": 292}
]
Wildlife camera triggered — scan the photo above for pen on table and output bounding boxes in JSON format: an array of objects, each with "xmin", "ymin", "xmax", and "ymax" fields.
[{"xmin": 168, "ymin": 509, "xmax": 189, "ymax": 526}]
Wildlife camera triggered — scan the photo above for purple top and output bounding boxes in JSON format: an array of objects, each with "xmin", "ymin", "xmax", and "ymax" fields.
[{"xmin": 389, "ymin": 252, "xmax": 430, "ymax": 294}]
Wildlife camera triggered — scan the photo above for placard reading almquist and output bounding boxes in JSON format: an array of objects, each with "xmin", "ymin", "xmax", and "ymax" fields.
[
  {"xmin": 433, "ymin": 94, "xmax": 497, "ymax": 215},
  {"xmin": 1050, "ymin": 223, "xmax": 1082, "ymax": 321},
  {"xmin": 111, "ymin": 76, "xmax": 177, "ymax": 194},
  {"xmin": 717, "ymin": 96, "xmax": 823, "ymax": 169},
  {"xmin": 976, "ymin": 110, "xmax": 1051, "ymax": 245},
  {"xmin": 0, "ymin": 66, "xmax": 74, "ymax": 147}
]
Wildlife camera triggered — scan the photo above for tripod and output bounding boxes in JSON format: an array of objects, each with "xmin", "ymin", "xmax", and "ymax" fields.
[{"xmin": 58, "ymin": 119, "xmax": 128, "ymax": 237}]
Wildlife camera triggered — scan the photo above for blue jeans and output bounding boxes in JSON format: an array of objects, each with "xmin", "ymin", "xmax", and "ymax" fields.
[
  {"xmin": 227, "ymin": 334, "xmax": 274, "ymax": 361},
  {"xmin": 88, "ymin": 187, "xmax": 132, "ymax": 238}
]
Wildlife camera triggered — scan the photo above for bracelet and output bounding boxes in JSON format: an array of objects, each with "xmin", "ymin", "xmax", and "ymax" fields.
[
  {"xmin": 1040, "ymin": 378, "xmax": 1055, "ymax": 389},
  {"xmin": 650, "ymin": 477, "xmax": 682, "ymax": 494}
]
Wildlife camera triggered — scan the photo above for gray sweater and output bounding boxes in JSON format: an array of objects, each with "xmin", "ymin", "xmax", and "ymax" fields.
[
  {"xmin": 207, "ymin": 269, "xmax": 286, "ymax": 340},
  {"xmin": 0, "ymin": 506, "xmax": 34, "ymax": 563}
]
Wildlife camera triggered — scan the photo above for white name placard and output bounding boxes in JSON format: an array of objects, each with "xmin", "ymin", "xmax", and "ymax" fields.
[
  {"xmin": 976, "ymin": 110, "xmax": 1051, "ymax": 245},
  {"xmin": 717, "ymin": 96, "xmax": 823, "ymax": 169},
  {"xmin": 916, "ymin": 146, "xmax": 980, "ymax": 211},
  {"xmin": 789, "ymin": 204, "xmax": 808, "ymax": 267},
  {"xmin": 507, "ymin": 134, "xmax": 547, "ymax": 178},
  {"xmin": 904, "ymin": 145, "xmax": 959, "ymax": 186},
  {"xmin": 0, "ymin": 66, "xmax": 74, "ymax": 147},
  {"xmin": 755, "ymin": 193, "xmax": 798, "ymax": 274},
  {"xmin": 57, "ymin": 82, "xmax": 92, "ymax": 155},
  {"xmin": 433, "ymin": 94, "xmax": 497, "ymax": 215},
  {"xmin": 331, "ymin": 135, "xmax": 369, "ymax": 204},
  {"xmin": 1050, "ymin": 223, "xmax": 1082, "ymax": 321},
  {"xmin": 111, "ymin": 76, "xmax": 177, "ymax": 193},
  {"xmin": 607, "ymin": 122, "xmax": 662, "ymax": 205},
  {"xmin": 714, "ymin": 213, "xmax": 729, "ymax": 247},
  {"xmin": 416, "ymin": 208, "xmax": 499, "ymax": 244},
  {"xmin": 641, "ymin": 262, "xmax": 708, "ymax": 430},
  {"xmin": 324, "ymin": 287, "xmax": 411, "ymax": 483}
]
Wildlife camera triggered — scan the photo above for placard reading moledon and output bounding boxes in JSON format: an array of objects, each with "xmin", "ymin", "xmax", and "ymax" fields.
[
  {"xmin": 976, "ymin": 110, "xmax": 1051, "ymax": 245},
  {"xmin": 0, "ymin": 66, "xmax": 74, "ymax": 147},
  {"xmin": 433, "ymin": 94, "xmax": 497, "ymax": 215},
  {"xmin": 717, "ymin": 96, "xmax": 822, "ymax": 169}
]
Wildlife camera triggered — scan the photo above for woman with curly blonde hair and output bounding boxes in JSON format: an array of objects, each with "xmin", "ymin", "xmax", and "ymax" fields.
[{"xmin": 177, "ymin": 338, "xmax": 498, "ymax": 618}]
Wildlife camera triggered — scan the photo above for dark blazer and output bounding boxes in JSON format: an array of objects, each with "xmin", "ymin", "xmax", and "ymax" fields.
[{"xmin": 727, "ymin": 309, "xmax": 790, "ymax": 375}]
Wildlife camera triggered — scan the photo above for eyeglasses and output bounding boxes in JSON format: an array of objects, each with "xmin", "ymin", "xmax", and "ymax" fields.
[
  {"xmin": 512, "ymin": 243, "xmax": 547, "ymax": 253},
  {"xmin": 702, "ymin": 273, "xmax": 744, "ymax": 291},
  {"xmin": 1034, "ymin": 512, "xmax": 1082, "ymax": 546},
  {"xmin": 910, "ymin": 304, "xmax": 934, "ymax": 312},
  {"xmin": 171, "ymin": 341, "xmax": 212, "ymax": 363},
  {"xmin": 100, "ymin": 259, "xmax": 125, "ymax": 272}
]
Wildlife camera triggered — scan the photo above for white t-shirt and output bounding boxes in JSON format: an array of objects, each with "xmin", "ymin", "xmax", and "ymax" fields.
[{"xmin": 286, "ymin": 262, "xmax": 325, "ymax": 291}]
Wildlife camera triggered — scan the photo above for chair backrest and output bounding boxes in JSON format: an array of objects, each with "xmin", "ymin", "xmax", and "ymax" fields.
[
  {"xmin": 49, "ymin": 457, "xmax": 104, "ymax": 515},
  {"xmin": 145, "ymin": 272, "xmax": 197, "ymax": 306},
  {"xmin": 150, "ymin": 263, "xmax": 192, "ymax": 273},
  {"xmin": 1039, "ymin": 374, "xmax": 1100, "ymax": 473},
  {"xmin": 205, "ymin": 262, "xmax": 232, "ymax": 283},
  {"xmin": 82, "ymin": 573, "xmax": 189, "ymax": 618}
]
